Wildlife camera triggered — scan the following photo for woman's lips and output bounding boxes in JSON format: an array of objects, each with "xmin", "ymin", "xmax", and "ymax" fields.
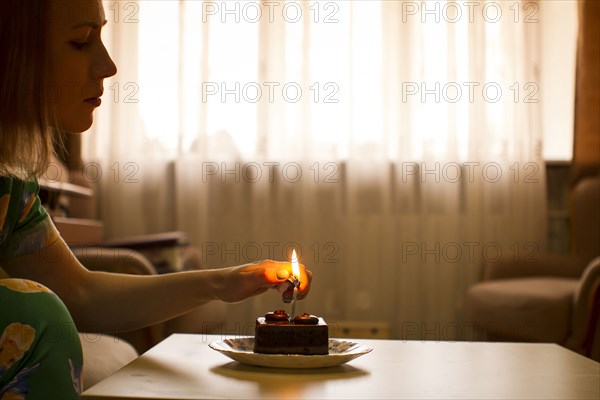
[{"xmin": 84, "ymin": 97, "xmax": 102, "ymax": 107}]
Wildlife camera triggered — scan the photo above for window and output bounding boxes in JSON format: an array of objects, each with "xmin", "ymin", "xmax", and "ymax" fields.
[{"xmin": 132, "ymin": 0, "xmax": 577, "ymax": 161}]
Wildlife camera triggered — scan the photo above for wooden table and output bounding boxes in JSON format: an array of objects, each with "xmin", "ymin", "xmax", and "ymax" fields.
[{"xmin": 82, "ymin": 334, "xmax": 600, "ymax": 399}]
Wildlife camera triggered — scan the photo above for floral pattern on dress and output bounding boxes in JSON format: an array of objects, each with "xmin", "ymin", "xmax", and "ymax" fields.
[
  {"xmin": 17, "ymin": 193, "xmax": 35, "ymax": 224},
  {"xmin": 0, "ymin": 364, "xmax": 39, "ymax": 400},
  {"xmin": 0, "ymin": 280, "xmax": 52, "ymax": 294},
  {"xmin": 68, "ymin": 358, "xmax": 82, "ymax": 394},
  {"xmin": 0, "ymin": 323, "xmax": 36, "ymax": 375}
]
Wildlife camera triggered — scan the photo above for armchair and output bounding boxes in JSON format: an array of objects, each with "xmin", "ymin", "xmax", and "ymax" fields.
[{"xmin": 466, "ymin": 176, "xmax": 600, "ymax": 361}]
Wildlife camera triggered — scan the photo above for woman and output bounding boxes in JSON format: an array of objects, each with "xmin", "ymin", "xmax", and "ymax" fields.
[{"xmin": 0, "ymin": 1, "xmax": 311, "ymax": 398}]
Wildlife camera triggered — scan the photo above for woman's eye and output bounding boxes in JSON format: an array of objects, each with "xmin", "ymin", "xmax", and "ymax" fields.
[{"xmin": 70, "ymin": 41, "xmax": 89, "ymax": 50}]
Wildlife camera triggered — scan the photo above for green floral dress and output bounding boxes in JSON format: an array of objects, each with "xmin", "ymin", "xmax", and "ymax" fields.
[{"xmin": 0, "ymin": 176, "xmax": 82, "ymax": 399}]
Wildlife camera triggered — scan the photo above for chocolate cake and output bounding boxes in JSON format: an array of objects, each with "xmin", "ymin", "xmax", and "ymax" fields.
[{"xmin": 253, "ymin": 310, "xmax": 329, "ymax": 355}]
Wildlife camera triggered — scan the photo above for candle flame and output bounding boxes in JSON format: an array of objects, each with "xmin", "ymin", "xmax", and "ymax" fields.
[{"xmin": 291, "ymin": 249, "xmax": 300, "ymax": 279}]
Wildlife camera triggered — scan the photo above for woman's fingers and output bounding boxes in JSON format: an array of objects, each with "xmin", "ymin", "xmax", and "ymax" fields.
[
  {"xmin": 255, "ymin": 260, "xmax": 291, "ymax": 284},
  {"xmin": 297, "ymin": 269, "xmax": 312, "ymax": 300},
  {"xmin": 276, "ymin": 269, "xmax": 290, "ymax": 280},
  {"xmin": 241, "ymin": 259, "xmax": 312, "ymax": 301}
]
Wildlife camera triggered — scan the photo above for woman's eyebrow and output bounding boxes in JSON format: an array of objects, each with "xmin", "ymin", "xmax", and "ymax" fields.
[{"xmin": 71, "ymin": 19, "xmax": 108, "ymax": 30}]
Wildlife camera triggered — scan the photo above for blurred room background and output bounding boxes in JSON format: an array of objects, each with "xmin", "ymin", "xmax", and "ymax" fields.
[{"xmin": 70, "ymin": 0, "xmax": 594, "ymax": 340}]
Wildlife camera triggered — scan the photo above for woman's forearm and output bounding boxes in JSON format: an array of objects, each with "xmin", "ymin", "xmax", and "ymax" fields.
[
  {"xmin": 73, "ymin": 269, "xmax": 225, "ymax": 333},
  {"xmin": 1, "ymin": 238, "xmax": 306, "ymax": 334}
]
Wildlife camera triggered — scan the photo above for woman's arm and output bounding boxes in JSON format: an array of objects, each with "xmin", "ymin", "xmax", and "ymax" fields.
[{"xmin": 0, "ymin": 237, "xmax": 311, "ymax": 333}]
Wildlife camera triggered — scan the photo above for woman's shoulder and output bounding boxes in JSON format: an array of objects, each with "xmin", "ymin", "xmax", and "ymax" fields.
[
  {"xmin": 0, "ymin": 174, "xmax": 51, "ymax": 255},
  {"xmin": 1, "ymin": 175, "xmax": 39, "ymax": 194}
]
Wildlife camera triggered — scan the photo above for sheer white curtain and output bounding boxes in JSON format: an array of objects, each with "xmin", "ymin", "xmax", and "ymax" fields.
[{"xmin": 86, "ymin": 0, "xmax": 546, "ymax": 339}]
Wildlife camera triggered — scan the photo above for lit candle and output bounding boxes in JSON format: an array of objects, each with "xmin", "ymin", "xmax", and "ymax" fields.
[{"xmin": 290, "ymin": 249, "xmax": 300, "ymax": 319}]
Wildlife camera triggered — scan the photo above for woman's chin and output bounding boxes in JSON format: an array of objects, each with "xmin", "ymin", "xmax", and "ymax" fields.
[{"xmin": 58, "ymin": 116, "xmax": 94, "ymax": 134}]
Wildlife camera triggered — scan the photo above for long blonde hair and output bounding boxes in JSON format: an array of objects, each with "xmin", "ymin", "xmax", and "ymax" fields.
[{"xmin": 0, "ymin": 0, "xmax": 60, "ymax": 180}]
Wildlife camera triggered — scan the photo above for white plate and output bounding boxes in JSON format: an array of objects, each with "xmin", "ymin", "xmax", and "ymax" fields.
[{"xmin": 209, "ymin": 337, "xmax": 372, "ymax": 369}]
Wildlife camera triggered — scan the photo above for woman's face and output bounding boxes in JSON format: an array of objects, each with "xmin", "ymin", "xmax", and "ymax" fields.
[{"xmin": 48, "ymin": 0, "xmax": 117, "ymax": 133}]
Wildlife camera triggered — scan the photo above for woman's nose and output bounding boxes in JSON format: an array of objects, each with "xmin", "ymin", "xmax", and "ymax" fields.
[{"xmin": 92, "ymin": 43, "xmax": 117, "ymax": 80}]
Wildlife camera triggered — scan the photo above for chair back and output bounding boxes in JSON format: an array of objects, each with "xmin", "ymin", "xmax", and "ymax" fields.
[{"xmin": 571, "ymin": 176, "xmax": 600, "ymax": 260}]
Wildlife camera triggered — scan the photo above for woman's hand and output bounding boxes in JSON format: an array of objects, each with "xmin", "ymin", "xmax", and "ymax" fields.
[{"xmin": 215, "ymin": 260, "xmax": 312, "ymax": 303}]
